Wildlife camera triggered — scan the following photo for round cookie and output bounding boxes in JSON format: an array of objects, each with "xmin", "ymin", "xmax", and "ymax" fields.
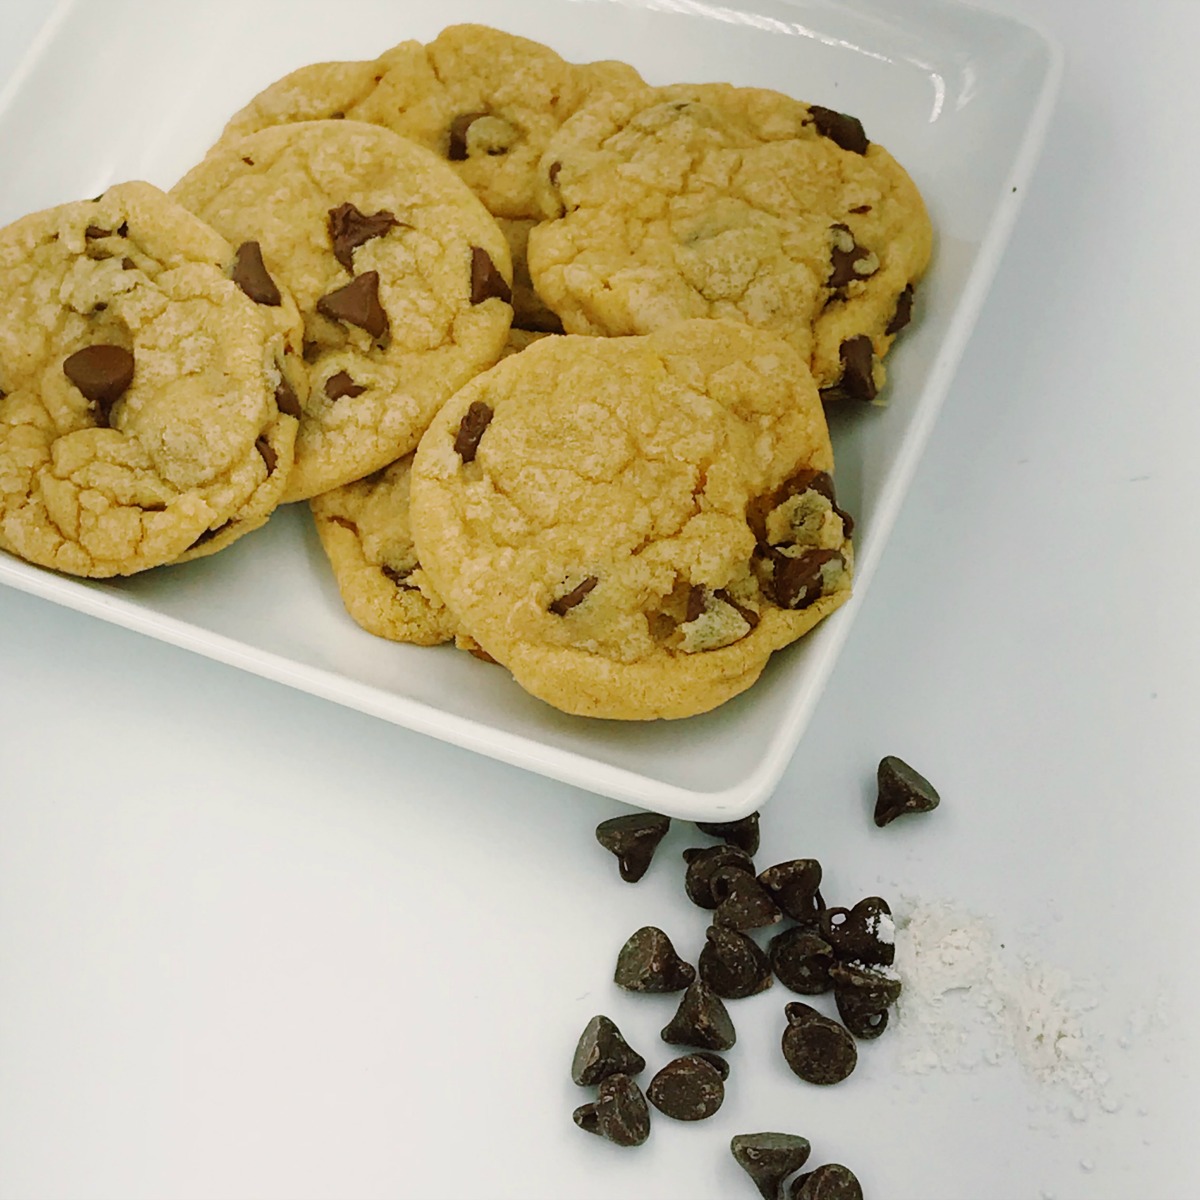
[
  {"xmin": 528, "ymin": 85, "xmax": 932, "ymax": 399},
  {"xmin": 172, "ymin": 119, "xmax": 513, "ymax": 501},
  {"xmin": 0, "ymin": 182, "xmax": 298, "ymax": 578},
  {"xmin": 409, "ymin": 319, "xmax": 854, "ymax": 721},
  {"xmin": 216, "ymin": 25, "xmax": 644, "ymax": 328}
]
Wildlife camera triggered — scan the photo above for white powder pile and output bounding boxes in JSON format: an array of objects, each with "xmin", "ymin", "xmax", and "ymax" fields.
[{"xmin": 890, "ymin": 898, "xmax": 1120, "ymax": 1116}]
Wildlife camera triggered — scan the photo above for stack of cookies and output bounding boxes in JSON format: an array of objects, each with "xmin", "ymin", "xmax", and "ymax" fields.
[{"xmin": 0, "ymin": 24, "xmax": 931, "ymax": 720}]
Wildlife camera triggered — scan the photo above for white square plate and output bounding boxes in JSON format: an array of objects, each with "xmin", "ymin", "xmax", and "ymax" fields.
[{"xmin": 0, "ymin": 0, "xmax": 1060, "ymax": 819}]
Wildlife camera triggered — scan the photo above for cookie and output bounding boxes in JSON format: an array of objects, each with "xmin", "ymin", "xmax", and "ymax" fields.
[
  {"xmin": 528, "ymin": 85, "xmax": 932, "ymax": 399},
  {"xmin": 409, "ymin": 319, "xmax": 853, "ymax": 720},
  {"xmin": 216, "ymin": 25, "xmax": 644, "ymax": 328},
  {"xmin": 0, "ymin": 182, "xmax": 298, "ymax": 578},
  {"xmin": 171, "ymin": 119, "xmax": 513, "ymax": 501}
]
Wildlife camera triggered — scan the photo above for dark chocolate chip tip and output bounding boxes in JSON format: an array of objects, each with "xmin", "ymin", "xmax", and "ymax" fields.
[
  {"xmin": 661, "ymin": 979, "xmax": 737, "ymax": 1051},
  {"xmin": 875, "ymin": 755, "xmax": 940, "ymax": 826},
  {"xmin": 614, "ymin": 927, "xmax": 695, "ymax": 993}
]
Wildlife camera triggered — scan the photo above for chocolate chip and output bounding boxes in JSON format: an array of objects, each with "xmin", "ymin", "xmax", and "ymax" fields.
[
  {"xmin": 769, "ymin": 929, "xmax": 835, "ymax": 995},
  {"xmin": 63, "ymin": 344, "xmax": 134, "ymax": 424},
  {"xmin": 121, "ymin": 257, "xmax": 136, "ymax": 270},
  {"xmin": 571, "ymin": 1015, "xmax": 645, "ymax": 1086},
  {"xmin": 822, "ymin": 335, "xmax": 876, "ymax": 403},
  {"xmin": 453, "ymin": 400, "xmax": 492, "ymax": 463},
  {"xmin": 781, "ymin": 1002, "xmax": 857, "ymax": 1085},
  {"xmin": 834, "ymin": 989, "xmax": 890, "ymax": 1040},
  {"xmin": 827, "ymin": 224, "xmax": 875, "ymax": 292},
  {"xmin": 646, "ymin": 1055, "xmax": 725, "ymax": 1121},
  {"xmin": 241, "ymin": 156, "xmax": 255, "ymax": 166},
  {"xmin": 808, "ymin": 105, "xmax": 869, "ymax": 154},
  {"xmin": 711, "ymin": 867, "xmax": 783, "ymax": 931},
  {"xmin": 757, "ymin": 860, "xmax": 824, "ymax": 924},
  {"xmin": 324, "ymin": 371, "xmax": 367, "ymax": 401},
  {"xmin": 764, "ymin": 548, "xmax": 844, "ymax": 610},
  {"xmin": 572, "ymin": 1073, "xmax": 650, "ymax": 1147},
  {"xmin": 692, "ymin": 1051, "xmax": 729, "ymax": 1080},
  {"xmin": 614, "ymin": 927, "xmax": 695, "ymax": 993},
  {"xmin": 595, "ymin": 812, "xmax": 671, "ymax": 883},
  {"xmin": 713, "ymin": 588, "xmax": 761, "ymax": 631},
  {"xmin": 470, "ymin": 246, "xmax": 511, "ymax": 305},
  {"xmin": 549, "ymin": 576, "xmax": 598, "ymax": 616},
  {"xmin": 381, "ymin": 564, "xmax": 417, "ymax": 590},
  {"xmin": 789, "ymin": 1164, "xmax": 863, "ymax": 1200},
  {"xmin": 327, "ymin": 202, "xmax": 400, "ymax": 272},
  {"xmin": 730, "ymin": 1132, "xmax": 812, "ymax": 1200},
  {"xmin": 748, "ymin": 469, "xmax": 854, "ymax": 542},
  {"xmin": 820, "ymin": 897, "xmax": 895, "ymax": 966},
  {"xmin": 661, "ymin": 980, "xmax": 736, "ymax": 1050},
  {"xmin": 849, "ymin": 204, "xmax": 872, "ymax": 214},
  {"xmin": 548, "ymin": 160, "xmax": 562, "ymax": 187},
  {"xmin": 698, "ymin": 925, "xmax": 773, "ymax": 1000},
  {"xmin": 448, "ymin": 111, "xmax": 489, "ymax": 161},
  {"xmin": 255, "ymin": 434, "xmax": 277, "ymax": 474},
  {"xmin": 84, "ymin": 225, "xmax": 110, "ymax": 239},
  {"xmin": 231, "ymin": 241, "xmax": 281, "ymax": 306},
  {"xmin": 683, "ymin": 844, "xmax": 755, "ymax": 909},
  {"xmin": 828, "ymin": 960, "xmax": 902, "ymax": 1009},
  {"xmin": 695, "ymin": 811, "xmax": 760, "ymax": 856},
  {"xmin": 875, "ymin": 755, "xmax": 939, "ymax": 826},
  {"xmin": 886, "ymin": 283, "xmax": 914, "ymax": 335},
  {"xmin": 316, "ymin": 270, "xmax": 389, "ymax": 340},
  {"xmin": 117, "ymin": 221, "xmax": 128, "ymax": 237},
  {"xmin": 275, "ymin": 377, "xmax": 302, "ymax": 418}
]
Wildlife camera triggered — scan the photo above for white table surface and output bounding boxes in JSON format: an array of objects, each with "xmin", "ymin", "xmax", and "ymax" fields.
[{"xmin": 1, "ymin": 2, "xmax": 1196, "ymax": 1198}]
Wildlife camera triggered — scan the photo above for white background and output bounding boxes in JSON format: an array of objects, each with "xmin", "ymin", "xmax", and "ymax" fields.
[{"xmin": 1, "ymin": 1, "xmax": 1197, "ymax": 1198}]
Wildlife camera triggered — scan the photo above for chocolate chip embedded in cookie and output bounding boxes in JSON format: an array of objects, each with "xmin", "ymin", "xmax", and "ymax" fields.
[
  {"xmin": 172, "ymin": 119, "xmax": 512, "ymax": 500},
  {"xmin": 0, "ymin": 182, "xmax": 299, "ymax": 577},
  {"xmin": 409, "ymin": 319, "xmax": 853, "ymax": 720}
]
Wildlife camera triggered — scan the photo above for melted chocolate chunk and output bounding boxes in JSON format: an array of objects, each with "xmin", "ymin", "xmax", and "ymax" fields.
[
  {"xmin": 231, "ymin": 241, "xmax": 281, "ymax": 306},
  {"xmin": 886, "ymin": 284, "xmax": 915, "ymax": 335},
  {"xmin": 327, "ymin": 202, "xmax": 401, "ymax": 272},
  {"xmin": 595, "ymin": 812, "xmax": 671, "ymax": 883},
  {"xmin": 549, "ymin": 576, "xmax": 598, "ymax": 616},
  {"xmin": 453, "ymin": 400, "xmax": 492, "ymax": 463},
  {"xmin": 63, "ymin": 344, "xmax": 134, "ymax": 425},
  {"xmin": 316, "ymin": 270, "xmax": 389, "ymax": 340},
  {"xmin": 275, "ymin": 377, "xmax": 302, "ymax": 419},
  {"xmin": 809, "ymin": 105, "xmax": 869, "ymax": 154},
  {"xmin": 448, "ymin": 111, "xmax": 489, "ymax": 161},
  {"xmin": 713, "ymin": 588, "xmax": 761, "ymax": 630},
  {"xmin": 255, "ymin": 434, "xmax": 277, "ymax": 474},
  {"xmin": 765, "ymin": 548, "xmax": 844, "ymax": 610},
  {"xmin": 324, "ymin": 371, "xmax": 367, "ymax": 401},
  {"xmin": 821, "ymin": 336, "xmax": 876, "ymax": 403},
  {"xmin": 84, "ymin": 225, "xmax": 110, "ymax": 239},
  {"xmin": 827, "ymin": 224, "xmax": 875, "ymax": 292},
  {"xmin": 685, "ymin": 584, "xmax": 706, "ymax": 623},
  {"xmin": 747, "ymin": 468, "xmax": 854, "ymax": 541},
  {"xmin": 470, "ymin": 246, "xmax": 512, "ymax": 305},
  {"xmin": 381, "ymin": 564, "xmax": 417, "ymax": 590}
]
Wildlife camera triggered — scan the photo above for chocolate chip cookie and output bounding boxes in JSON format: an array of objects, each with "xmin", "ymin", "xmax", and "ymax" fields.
[
  {"xmin": 409, "ymin": 319, "xmax": 853, "ymax": 720},
  {"xmin": 172, "ymin": 119, "xmax": 513, "ymax": 500},
  {"xmin": 529, "ymin": 84, "xmax": 932, "ymax": 400},
  {"xmin": 0, "ymin": 182, "xmax": 298, "ymax": 577}
]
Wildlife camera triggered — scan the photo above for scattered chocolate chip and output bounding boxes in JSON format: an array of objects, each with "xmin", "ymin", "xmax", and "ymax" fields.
[
  {"xmin": 324, "ymin": 371, "xmax": 367, "ymax": 401},
  {"xmin": 834, "ymin": 990, "xmax": 890, "ymax": 1040},
  {"xmin": 614, "ymin": 927, "xmax": 695, "ymax": 993},
  {"xmin": 713, "ymin": 588, "xmax": 761, "ymax": 630},
  {"xmin": 549, "ymin": 576, "xmax": 598, "ymax": 616},
  {"xmin": 769, "ymin": 928, "xmax": 835, "ymax": 995},
  {"xmin": 789, "ymin": 1163, "xmax": 863, "ymax": 1200},
  {"xmin": 698, "ymin": 925, "xmax": 773, "ymax": 1000},
  {"xmin": 316, "ymin": 270, "xmax": 389, "ymax": 340},
  {"xmin": 448, "ymin": 111, "xmax": 489, "ymax": 160},
  {"xmin": 453, "ymin": 399, "xmax": 493, "ymax": 463},
  {"xmin": 571, "ymin": 1015, "xmax": 646, "ymax": 1086},
  {"xmin": 275, "ymin": 377, "xmax": 302, "ymax": 419},
  {"xmin": 808, "ymin": 105, "xmax": 869, "ymax": 154},
  {"xmin": 647, "ymin": 1055, "xmax": 725, "ymax": 1121},
  {"xmin": 661, "ymin": 980, "xmax": 736, "ymax": 1050},
  {"xmin": 730, "ymin": 1132, "xmax": 812, "ymax": 1200},
  {"xmin": 820, "ymin": 897, "xmax": 895, "ymax": 966},
  {"xmin": 255, "ymin": 434, "xmax": 277, "ymax": 474},
  {"xmin": 757, "ymin": 860, "xmax": 824, "ymax": 924},
  {"xmin": 822, "ymin": 336, "xmax": 876, "ymax": 403},
  {"xmin": 692, "ymin": 1051, "xmax": 729, "ymax": 1081},
  {"xmin": 827, "ymin": 224, "xmax": 875, "ymax": 292},
  {"xmin": 875, "ymin": 755, "xmax": 940, "ymax": 826},
  {"xmin": 327, "ymin": 202, "xmax": 401, "ymax": 272},
  {"xmin": 695, "ymin": 811, "xmax": 760, "ymax": 856},
  {"xmin": 231, "ymin": 241, "xmax": 282, "ymax": 306},
  {"xmin": 764, "ymin": 548, "xmax": 844, "ymax": 610},
  {"xmin": 781, "ymin": 1002, "xmax": 857, "ymax": 1085},
  {"xmin": 711, "ymin": 867, "xmax": 783, "ymax": 931},
  {"xmin": 63, "ymin": 344, "xmax": 134, "ymax": 424},
  {"xmin": 595, "ymin": 811, "xmax": 671, "ymax": 883},
  {"xmin": 84, "ymin": 224, "xmax": 111, "ymax": 239},
  {"xmin": 381, "ymin": 564, "xmax": 417, "ymax": 589},
  {"xmin": 572, "ymin": 1073, "xmax": 650, "ymax": 1147},
  {"xmin": 683, "ymin": 844, "xmax": 755, "ymax": 909},
  {"xmin": 828, "ymin": 961, "xmax": 902, "ymax": 1009},
  {"xmin": 885, "ymin": 283, "xmax": 914, "ymax": 335},
  {"xmin": 121, "ymin": 257, "xmax": 136, "ymax": 270},
  {"xmin": 470, "ymin": 246, "xmax": 511, "ymax": 305}
]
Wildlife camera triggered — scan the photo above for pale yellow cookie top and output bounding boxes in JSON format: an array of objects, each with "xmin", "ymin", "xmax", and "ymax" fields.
[
  {"xmin": 172, "ymin": 119, "xmax": 513, "ymax": 500},
  {"xmin": 528, "ymin": 84, "xmax": 932, "ymax": 395},
  {"xmin": 0, "ymin": 182, "xmax": 296, "ymax": 578},
  {"xmin": 409, "ymin": 319, "xmax": 853, "ymax": 720}
]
